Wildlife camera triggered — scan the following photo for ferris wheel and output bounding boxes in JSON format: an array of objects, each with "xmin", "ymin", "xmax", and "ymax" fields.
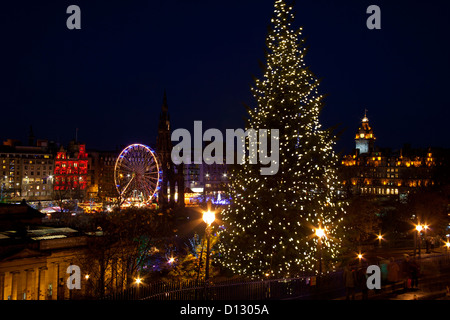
[{"xmin": 114, "ymin": 143, "xmax": 161, "ymax": 204}]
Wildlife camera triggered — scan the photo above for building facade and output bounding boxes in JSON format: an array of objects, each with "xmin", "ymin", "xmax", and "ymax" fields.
[
  {"xmin": 340, "ymin": 112, "xmax": 439, "ymax": 198},
  {"xmin": 87, "ymin": 150, "xmax": 119, "ymax": 202},
  {"xmin": 53, "ymin": 142, "xmax": 88, "ymax": 197},
  {"xmin": 183, "ymin": 161, "xmax": 229, "ymax": 205},
  {"xmin": 0, "ymin": 142, "xmax": 54, "ymax": 204}
]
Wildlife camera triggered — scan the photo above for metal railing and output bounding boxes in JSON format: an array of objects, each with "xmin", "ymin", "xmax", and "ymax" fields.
[
  {"xmin": 101, "ymin": 272, "xmax": 345, "ymax": 300},
  {"xmin": 102, "ymin": 253, "xmax": 450, "ymax": 301}
]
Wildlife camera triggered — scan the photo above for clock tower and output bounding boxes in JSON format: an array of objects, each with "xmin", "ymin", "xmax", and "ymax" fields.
[{"xmin": 355, "ymin": 110, "xmax": 375, "ymax": 154}]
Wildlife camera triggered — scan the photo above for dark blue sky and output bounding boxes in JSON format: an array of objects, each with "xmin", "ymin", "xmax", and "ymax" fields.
[{"xmin": 1, "ymin": 0, "xmax": 449, "ymax": 155}]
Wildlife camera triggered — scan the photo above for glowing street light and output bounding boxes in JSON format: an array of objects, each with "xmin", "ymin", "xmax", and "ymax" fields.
[
  {"xmin": 377, "ymin": 232, "xmax": 384, "ymax": 248},
  {"xmin": 357, "ymin": 252, "xmax": 364, "ymax": 266},
  {"xmin": 315, "ymin": 228, "xmax": 326, "ymax": 239},
  {"xmin": 315, "ymin": 227, "xmax": 326, "ymax": 276},
  {"xmin": 202, "ymin": 209, "xmax": 216, "ymax": 283},
  {"xmin": 134, "ymin": 277, "xmax": 143, "ymax": 299},
  {"xmin": 203, "ymin": 210, "xmax": 215, "ymax": 226},
  {"xmin": 414, "ymin": 223, "xmax": 426, "ymax": 258}
]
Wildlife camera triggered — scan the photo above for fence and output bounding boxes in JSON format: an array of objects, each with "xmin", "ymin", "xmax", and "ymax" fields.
[
  {"xmin": 102, "ymin": 271, "xmax": 344, "ymax": 300},
  {"xmin": 102, "ymin": 253, "xmax": 450, "ymax": 301}
]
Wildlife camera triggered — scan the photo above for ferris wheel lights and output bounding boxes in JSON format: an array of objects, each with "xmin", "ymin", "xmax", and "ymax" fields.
[{"xmin": 114, "ymin": 143, "xmax": 161, "ymax": 204}]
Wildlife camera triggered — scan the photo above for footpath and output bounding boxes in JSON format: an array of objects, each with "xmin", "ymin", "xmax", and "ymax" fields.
[{"xmin": 335, "ymin": 250, "xmax": 450, "ymax": 300}]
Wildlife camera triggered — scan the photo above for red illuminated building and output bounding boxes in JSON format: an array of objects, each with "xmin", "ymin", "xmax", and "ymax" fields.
[{"xmin": 54, "ymin": 142, "xmax": 88, "ymax": 191}]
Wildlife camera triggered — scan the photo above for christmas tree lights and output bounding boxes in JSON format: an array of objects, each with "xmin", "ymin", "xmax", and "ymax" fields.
[{"xmin": 218, "ymin": 0, "xmax": 345, "ymax": 278}]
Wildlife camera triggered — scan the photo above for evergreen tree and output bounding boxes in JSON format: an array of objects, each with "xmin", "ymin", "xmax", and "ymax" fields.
[{"xmin": 218, "ymin": 0, "xmax": 345, "ymax": 278}]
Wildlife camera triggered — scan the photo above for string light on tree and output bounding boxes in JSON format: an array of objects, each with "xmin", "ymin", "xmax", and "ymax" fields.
[{"xmin": 218, "ymin": 0, "xmax": 345, "ymax": 278}]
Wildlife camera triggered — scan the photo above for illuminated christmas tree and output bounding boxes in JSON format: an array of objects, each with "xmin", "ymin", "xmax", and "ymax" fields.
[{"xmin": 218, "ymin": 0, "xmax": 345, "ymax": 278}]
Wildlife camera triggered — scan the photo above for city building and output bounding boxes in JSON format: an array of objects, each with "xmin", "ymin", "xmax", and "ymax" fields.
[
  {"xmin": 53, "ymin": 141, "xmax": 88, "ymax": 198},
  {"xmin": 203, "ymin": 162, "xmax": 229, "ymax": 203},
  {"xmin": 87, "ymin": 149, "xmax": 119, "ymax": 202},
  {"xmin": 0, "ymin": 202, "xmax": 83, "ymax": 300},
  {"xmin": 183, "ymin": 161, "xmax": 229, "ymax": 205},
  {"xmin": 0, "ymin": 140, "xmax": 54, "ymax": 204},
  {"xmin": 339, "ymin": 112, "xmax": 441, "ymax": 198},
  {"xmin": 0, "ymin": 202, "xmax": 129, "ymax": 300}
]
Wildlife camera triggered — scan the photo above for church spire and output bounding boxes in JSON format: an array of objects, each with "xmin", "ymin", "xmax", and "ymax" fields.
[
  {"xmin": 159, "ymin": 90, "xmax": 170, "ymax": 131},
  {"xmin": 162, "ymin": 89, "xmax": 168, "ymax": 113}
]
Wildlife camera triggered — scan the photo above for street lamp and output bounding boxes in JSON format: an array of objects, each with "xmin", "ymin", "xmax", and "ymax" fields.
[
  {"xmin": 377, "ymin": 233, "xmax": 383, "ymax": 248},
  {"xmin": 422, "ymin": 224, "xmax": 431, "ymax": 253},
  {"xmin": 415, "ymin": 224, "xmax": 423, "ymax": 258},
  {"xmin": 357, "ymin": 253, "xmax": 363, "ymax": 267},
  {"xmin": 315, "ymin": 227, "xmax": 326, "ymax": 276},
  {"xmin": 444, "ymin": 238, "xmax": 450, "ymax": 256},
  {"xmin": 315, "ymin": 228, "xmax": 325, "ymax": 239},
  {"xmin": 203, "ymin": 210, "xmax": 215, "ymax": 283},
  {"xmin": 134, "ymin": 277, "xmax": 142, "ymax": 299}
]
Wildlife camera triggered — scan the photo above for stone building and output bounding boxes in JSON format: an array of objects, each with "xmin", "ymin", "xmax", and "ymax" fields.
[
  {"xmin": 0, "ymin": 141, "xmax": 54, "ymax": 204},
  {"xmin": 340, "ymin": 112, "xmax": 442, "ymax": 198}
]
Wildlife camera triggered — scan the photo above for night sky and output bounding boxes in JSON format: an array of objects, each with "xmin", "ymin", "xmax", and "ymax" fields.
[{"xmin": 1, "ymin": 0, "xmax": 449, "ymax": 155}]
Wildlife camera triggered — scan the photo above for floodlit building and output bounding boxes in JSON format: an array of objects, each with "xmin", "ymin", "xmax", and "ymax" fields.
[
  {"xmin": 0, "ymin": 141, "xmax": 54, "ymax": 204},
  {"xmin": 53, "ymin": 142, "xmax": 88, "ymax": 194},
  {"xmin": 339, "ymin": 112, "xmax": 442, "ymax": 198}
]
